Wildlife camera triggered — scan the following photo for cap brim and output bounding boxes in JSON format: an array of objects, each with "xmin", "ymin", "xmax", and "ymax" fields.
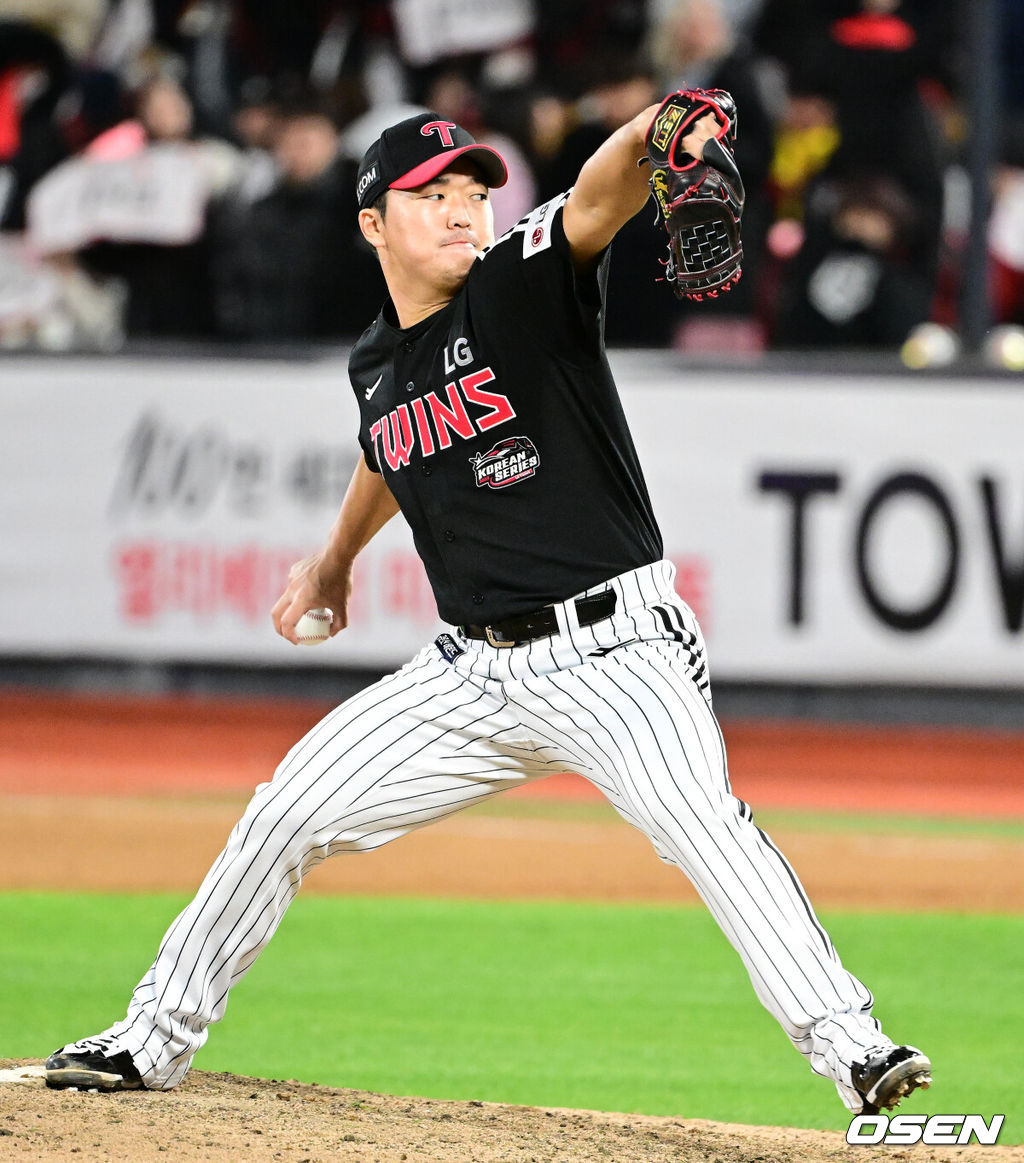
[{"xmin": 389, "ymin": 144, "xmax": 508, "ymax": 192}]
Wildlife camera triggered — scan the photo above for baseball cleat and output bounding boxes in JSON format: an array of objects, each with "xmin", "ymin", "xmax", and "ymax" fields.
[
  {"xmin": 852, "ymin": 1045, "xmax": 931, "ymax": 1115},
  {"xmin": 45, "ymin": 1042, "xmax": 145, "ymax": 1092}
]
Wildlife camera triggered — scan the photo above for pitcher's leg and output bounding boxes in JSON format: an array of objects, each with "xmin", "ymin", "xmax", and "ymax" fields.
[
  {"xmin": 528, "ymin": 644, "xmax": 893, "ymax": 1104},
  {"xmin": 54, "ymin": 651, "xmax": 527, "ymax": 1089}
]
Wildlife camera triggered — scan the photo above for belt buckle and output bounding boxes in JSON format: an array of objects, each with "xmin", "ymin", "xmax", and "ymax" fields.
[{"xmin": 484, "ymin": 625, "xmax": 516, "ymax": 648}]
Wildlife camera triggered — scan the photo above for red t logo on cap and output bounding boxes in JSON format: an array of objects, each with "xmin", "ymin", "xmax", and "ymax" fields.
[{"xmin": 421, "ymin": 120, "xmax": 457, "ymax": 147}]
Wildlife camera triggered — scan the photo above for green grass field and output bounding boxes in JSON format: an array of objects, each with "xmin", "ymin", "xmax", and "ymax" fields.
[
  {"xmin": 478, "ymin": 794, "xmax": 1024, "ymax": 840},
  {"xmin": 2, "ymin": 892, "xmax": 1021, "ymax": 1141}
]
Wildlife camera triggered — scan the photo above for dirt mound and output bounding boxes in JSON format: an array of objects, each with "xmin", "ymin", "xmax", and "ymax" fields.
[{"xmin": 1, "ymin": 1063, "xmax": 1019, "ymax": 1163}]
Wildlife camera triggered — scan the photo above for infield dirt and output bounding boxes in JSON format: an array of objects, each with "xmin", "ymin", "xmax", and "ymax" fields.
[{"xmin": 2, "ymin": 1065, "xmax": 1021, "ymax": 1163}]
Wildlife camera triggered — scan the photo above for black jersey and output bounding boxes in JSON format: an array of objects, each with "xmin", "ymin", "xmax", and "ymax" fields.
[{"xmin": 348, "ymin": 192, "xmax": 663, "ymax": 626}]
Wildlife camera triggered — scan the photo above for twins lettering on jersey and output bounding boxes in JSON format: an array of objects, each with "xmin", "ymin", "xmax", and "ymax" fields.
[
  {"xmin": 367, "ymin": 338, "xmax": 538, "ymax": 487},
  {"xmin": 369, "ymin": 366, "xmax": 515, "ymax": 471}
]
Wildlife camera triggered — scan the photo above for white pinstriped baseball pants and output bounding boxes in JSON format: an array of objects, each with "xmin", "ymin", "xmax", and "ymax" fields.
[{"xmin": 92, "ymin": 561, "xmax": 890, "ymax": 1108}]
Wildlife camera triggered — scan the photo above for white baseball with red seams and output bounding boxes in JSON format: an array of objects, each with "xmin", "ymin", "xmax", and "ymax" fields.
[{"xmin": 294, "ymin": 608, "xmax": 332, "ymax": 644}]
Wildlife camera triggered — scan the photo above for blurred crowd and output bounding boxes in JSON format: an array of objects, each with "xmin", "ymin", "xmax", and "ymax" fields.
[{"xmin": 0, "ymin": 0, "xmax": 1022, "ymax": 353}]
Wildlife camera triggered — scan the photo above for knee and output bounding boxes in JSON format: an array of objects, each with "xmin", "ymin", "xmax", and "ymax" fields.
[{"xmin": 229, "ymin": 783, "xmax": 362, "ymax": 861}]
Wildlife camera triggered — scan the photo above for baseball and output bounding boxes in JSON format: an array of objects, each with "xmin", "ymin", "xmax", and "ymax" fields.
[{"xmin": 294, "ymin": 608, "xmax": 333, "ymax": 645}]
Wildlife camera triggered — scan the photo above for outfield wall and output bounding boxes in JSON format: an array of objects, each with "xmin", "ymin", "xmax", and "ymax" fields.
[{"xmin": 1, "ymin": 352, "xmax": 1021, "ymax": 686}]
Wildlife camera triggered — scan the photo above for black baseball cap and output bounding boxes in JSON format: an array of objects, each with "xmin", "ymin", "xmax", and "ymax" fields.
[{"xmin": 356, "ymin": 112, "xmax": 508, "ymax": 210}]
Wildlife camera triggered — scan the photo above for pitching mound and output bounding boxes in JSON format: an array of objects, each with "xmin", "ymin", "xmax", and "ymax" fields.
[{"xmin": 2, "ymin": 1063, "xmax": 1019, "ymax": 1163}]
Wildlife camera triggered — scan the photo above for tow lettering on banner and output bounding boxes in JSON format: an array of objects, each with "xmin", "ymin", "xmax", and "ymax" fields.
[{"xmin": 758, "ymin": 468, "xmax": 1024, "ymax": 634}]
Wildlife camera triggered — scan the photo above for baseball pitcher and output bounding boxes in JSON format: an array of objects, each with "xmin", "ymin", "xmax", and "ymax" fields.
[{"xmin": 46, "ymin": 93, "xmax": 931, "ymax": 1118}]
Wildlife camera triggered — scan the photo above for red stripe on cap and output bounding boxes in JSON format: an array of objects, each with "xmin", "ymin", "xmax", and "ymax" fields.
[
  {"xmin": 831, "ymin": 14, "xmax": 917, "ymax": 51},
  {"xmin": 389, "ymin": 144, "xmax": 508, "ymax": 191}
]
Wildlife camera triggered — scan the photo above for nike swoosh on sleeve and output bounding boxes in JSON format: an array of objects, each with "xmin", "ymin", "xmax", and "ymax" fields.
[{"xmin": 364, "ymin": 373, "xmax": 383, "ymax": 400}]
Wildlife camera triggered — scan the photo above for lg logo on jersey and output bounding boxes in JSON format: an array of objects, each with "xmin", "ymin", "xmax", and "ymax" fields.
[
  {"xmin": 444, "ymin": 337, "xmax": 473, "ymax": 372},
  {"xmin": 846, "ymin": 1113, "xmax": 1004, "ymax": 1146}
]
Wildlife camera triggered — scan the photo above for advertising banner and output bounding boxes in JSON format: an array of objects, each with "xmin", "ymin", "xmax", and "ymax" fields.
[{"xmin": 0, "ymin": 354, "xmax": 1020, "ymax": 685}]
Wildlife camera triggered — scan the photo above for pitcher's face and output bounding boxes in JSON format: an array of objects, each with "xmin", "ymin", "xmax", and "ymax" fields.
[{"xmin": 360, "ymin": 161, "xmax": 495, "ymax": 299}]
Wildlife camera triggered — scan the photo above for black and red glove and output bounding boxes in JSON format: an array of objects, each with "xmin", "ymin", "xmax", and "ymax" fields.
[{"xmin": 644, "ymin": 89, "xmax": 745, "ymax": 301}]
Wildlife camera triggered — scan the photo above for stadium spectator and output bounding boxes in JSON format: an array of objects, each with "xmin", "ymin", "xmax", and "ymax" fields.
[
  {"xmin": 533, "ymin": 0, "xmax": 647, "ymax": 99},
  {"xmin": 751, "ymin": 0, "xmax": 958, "ymax": 287},
  {"xmin": 0, "ymin": 0, "xmax": 995, "ymax": 351},
  {"xmin": 0, "ymin": 20, "xmax": 71, "ymax": 230},
  {"xmin": 0, "ymin": 0, "xmax": 107, "ymax": 62},
  {"xmin": 989, "ymin": 137, "xmax": 1024, "ymax": 328},
  {"xmin": 33, "ymin": 74, "xmax": 243, "ymax": 338},
  {"xmin": 209, "ymin": 100, "xmax": 383, "ymax": 340},
  {"xmin": 765, "ymin": 89, "xmax": 840, "ymax": 225},
  {"xmin": 771, "ymin": 173, "xmax": 932, "ymax": 348},
  {"xmin": 225, "ymin": 75, "xmax": 281, "ymax": 206}
]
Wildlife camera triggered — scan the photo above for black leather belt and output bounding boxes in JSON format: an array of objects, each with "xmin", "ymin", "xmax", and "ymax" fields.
[{"xmin": 462, "ymin": 589, "xmax": 617, "ymax": 648}]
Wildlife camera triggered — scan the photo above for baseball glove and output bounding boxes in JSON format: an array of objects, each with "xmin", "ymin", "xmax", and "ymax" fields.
[{"xmin": 644, "ymin": 89, "xmax": 745, "ymax": 301}]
